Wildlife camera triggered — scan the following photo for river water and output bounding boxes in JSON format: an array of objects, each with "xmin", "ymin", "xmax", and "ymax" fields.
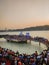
[{"xmin": 0, "ymin": 31, "xmax": 49, "ymax": 54}]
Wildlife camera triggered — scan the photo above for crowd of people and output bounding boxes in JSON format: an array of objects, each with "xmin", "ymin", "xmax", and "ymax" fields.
[{"xmin": 0, "ymin": 46, "xmax": 49, "ymax": 65}]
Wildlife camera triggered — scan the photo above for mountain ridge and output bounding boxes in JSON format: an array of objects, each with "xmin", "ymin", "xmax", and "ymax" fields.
[{"xmin": 0, "ymin": 25, "xmax": 49, "ymax": 32}]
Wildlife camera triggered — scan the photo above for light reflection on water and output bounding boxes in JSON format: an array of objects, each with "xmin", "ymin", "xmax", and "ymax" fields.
[{"xmin": 0, "ymin": 31, "xmax": 49, "ymax": 54}]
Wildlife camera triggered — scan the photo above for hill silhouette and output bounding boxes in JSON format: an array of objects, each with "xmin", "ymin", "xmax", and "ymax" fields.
[{"xmin": 0, "ymin": 25, "xmax": 49, "ymax": 32}]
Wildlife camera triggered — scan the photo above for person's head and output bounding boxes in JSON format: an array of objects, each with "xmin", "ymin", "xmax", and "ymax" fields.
[{"xmin": 35, "ymin": 51, "xmax": 38, "ymax": 54}]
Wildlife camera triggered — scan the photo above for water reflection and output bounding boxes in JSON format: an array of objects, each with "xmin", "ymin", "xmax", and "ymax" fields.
[{"xmin": 0, "ymin": 38, "xmax": 47, "ymax": 54}]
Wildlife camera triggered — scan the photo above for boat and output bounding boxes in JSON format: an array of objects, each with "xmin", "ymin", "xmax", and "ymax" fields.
[
  {"xmin": 6, "ymin": 37, "xmax": 27, "ymax": 43},
  {"xmin": 5, "ymin": 35, "xmax": 27, "ymax": 43},
  {"xmin": 5, "ymin": 32, "xmax": 31, "ymax": 43},
  {"xmin": 7, "ymin": 39, "xmax": 27, "ymax": 43}
]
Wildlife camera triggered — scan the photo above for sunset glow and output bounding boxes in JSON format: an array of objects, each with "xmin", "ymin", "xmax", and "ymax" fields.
[{"xmin": 0, "ymin": 0, "xmax": 49, "ymax": 29}]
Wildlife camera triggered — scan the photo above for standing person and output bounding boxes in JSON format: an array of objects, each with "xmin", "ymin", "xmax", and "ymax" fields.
[
  {"xmin": 14, "ymin": 57, "xmax": 17, "ymax": 65},
  {"xmin": 47, "ymin": 53, "xmax": 49, "ymax": 65},
  {"xmin": 34, "ymin": 51, "xmax": 38, "ymax": 57},
  {"xmin": 18, "ymin": 60, "xmax": 22, "ymax": 65},
  {"xmin": 1, "ymin": 60, "xmax": 6, "ymax": 65},
  {"xmin": 32, "ymin": 62, "xmax": 36, "ymax": 65},
  {"xmin": 1, "ymin": 62, "xmax": 6, "ymax": 65}
]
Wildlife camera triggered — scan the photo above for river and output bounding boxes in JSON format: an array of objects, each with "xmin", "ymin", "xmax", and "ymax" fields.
[{"xmin": 0, "ymin": 31, "xmax": 49, "ymax": 54}]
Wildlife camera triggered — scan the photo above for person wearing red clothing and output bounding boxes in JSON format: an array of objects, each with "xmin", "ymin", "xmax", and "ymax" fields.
[{"xmin": 18, "ymin": 60, "xmax": 22, "ymax": 65}]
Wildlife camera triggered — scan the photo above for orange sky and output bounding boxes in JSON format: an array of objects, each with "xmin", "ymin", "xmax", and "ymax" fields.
[
  {"xmin": 0, "ymin": 0, "xmax": 49, "ymax": 30},
  {"xmin": 0, "ymin": 20, "xmax": 49, "ymax": 29}
]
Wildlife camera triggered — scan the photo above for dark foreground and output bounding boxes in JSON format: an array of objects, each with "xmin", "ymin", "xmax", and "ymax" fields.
[{"xmin": 0, "ymin": 46, "xmax": 49, "ymax": 65}]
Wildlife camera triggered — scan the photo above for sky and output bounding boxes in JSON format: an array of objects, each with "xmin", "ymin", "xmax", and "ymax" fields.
[{"xmin": 0, "ymin": 0, "xmax": 49, "ymax": 30}]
